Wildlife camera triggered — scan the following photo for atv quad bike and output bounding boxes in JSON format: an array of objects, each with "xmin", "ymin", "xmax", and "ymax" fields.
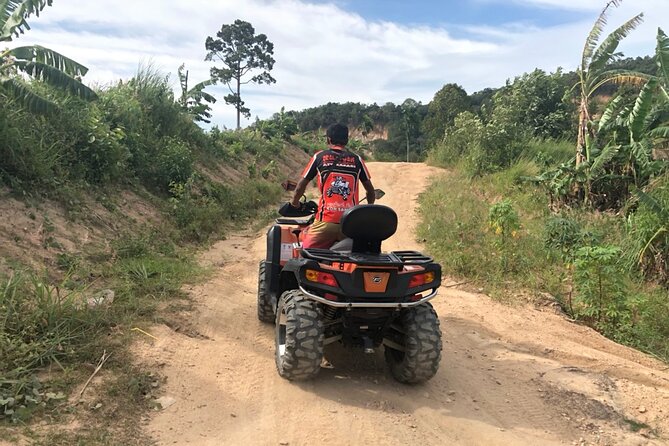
[{"xmin": 257, "ymin": 193, "xmax": 442, "ymax": 384}]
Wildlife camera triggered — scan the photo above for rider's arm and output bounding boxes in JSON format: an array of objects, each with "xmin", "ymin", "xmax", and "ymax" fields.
[
  {"xmin": 362, "ymin": 179, "xmax": 375, "ymax": 204},
  {"xmin": 290, "ymin": 177, "xmax": 310, "ymax": 208}
]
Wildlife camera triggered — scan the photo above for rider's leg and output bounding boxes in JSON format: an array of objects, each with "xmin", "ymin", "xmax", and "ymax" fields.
[{"xmin": 302, "ymin": 220, "xmax": 341, "ymax": 249}]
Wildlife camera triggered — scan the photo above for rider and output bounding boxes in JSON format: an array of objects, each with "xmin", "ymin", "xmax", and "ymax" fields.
[{"xmin": 290, "ymin": 123, "xmax": 375, "ymax": 249}]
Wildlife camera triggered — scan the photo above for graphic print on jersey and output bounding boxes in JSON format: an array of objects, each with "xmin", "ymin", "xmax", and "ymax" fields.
[
  {"xmin": 320, "ymin": 172, "xmax": 356, "ymax": 221},
  {"xmin": 326, "ymin": 175, "xmax": 351, "ymax": 200}
]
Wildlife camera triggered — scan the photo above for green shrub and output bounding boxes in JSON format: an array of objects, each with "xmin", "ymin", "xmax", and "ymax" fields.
[
  {"xmin": 168, "ymin": 180, "xmax": 226, "ymax": 242},
  {"xmin": 488, "ymin": 199, "xmax": 521, "ymax": 271},
  {"xmin": 625, "ymin": 175, "xmax": 669, "ymax": 284},
  {"xmin": 154, "ymin": 137, "xmax": 194, "ymax": 191},
  {"xmin": 573, "ymin": 245, "xmax": 629, "ymax": 338},
  {"xmin": 544, "ymin": 216, "xmax": 585, "ymax": 262},
  {"xmin": 428, "ymin": 111, "xmax": 524, "ymax": 176}
]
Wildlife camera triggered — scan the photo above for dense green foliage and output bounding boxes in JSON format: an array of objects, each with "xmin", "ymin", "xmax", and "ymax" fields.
[
  {"xmin": 419, "ymin": 161, "xmax": 668, "ymax": 361},
  {"xmin": 0, "ymin": 60, "xmax": 288, "ymax": 426},
  {"xmin": 420, "ymin": 2, "xmax": 669, "ymax": 363},
  {"xmin": 286, "ymin": 100, "xmax": 429, "ymax": 161},
  {"xmin": 0, "ymin": 1, "xmax": 97, "ymax": 114}
]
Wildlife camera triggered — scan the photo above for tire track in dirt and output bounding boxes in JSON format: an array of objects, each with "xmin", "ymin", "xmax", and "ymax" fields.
[{"xmin": 141, "ymin": 162, "xmax": 669, "ymax": 446}]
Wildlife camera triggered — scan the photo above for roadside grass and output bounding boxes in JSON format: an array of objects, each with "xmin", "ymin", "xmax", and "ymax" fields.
[
  {"xmin": 0, "ymin": 174, "xmax": 286, "ymax": 441},
  {"xmin": 418, "ymin": 160, "xmax": 563, "ymax": 299},
  {"xmin": 419, "ymin": 161, "xmax": 669, "ymax": 361},
  {"xmin": 0, "ymin": 229, "xmax": 201, "ymax": 429}
]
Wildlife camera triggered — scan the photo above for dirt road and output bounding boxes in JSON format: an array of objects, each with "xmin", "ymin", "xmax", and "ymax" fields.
[{"xmin": 143, "ymin": 163, "xmax": 669, "ymax": 445}]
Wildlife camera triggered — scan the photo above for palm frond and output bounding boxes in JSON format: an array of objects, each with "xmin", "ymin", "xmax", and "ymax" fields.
[
  {"xmin": 589, "ymin": 13, "xmax": 644, "ymax": 75},
  {"xmin": 177, "ymin": 63, "xmax": 188, "ymax": 101},
  {"xmin": 193, "ymin": 89, "xmax": 216, "ymax": 104},
  {"xmin": 634, "ymin": 187, "xmax": 669, "ymax": 220},
  {"xmin": 587, "ymin": 70, "xmax": 651, "ymax": 95},
  {"xmin": 581, "ymin": 0, "xmax": 622, "ymax": 71},
  {"xmin": 0, "ymin": 76, "xmax": 54, "ymax": 113},
  {"xmin": 0, "ymin": 0, "xmax": 52, "ymax": 41},
  {"xmin": 598, "ymin": 95, "xmax": 625, "ymax": 131},
  {"xmin": 13, "ymin": 60, "xmax": 96, "ymax": 100},
  {"xmin": 591, "ymin": 142, "xmax": 620, "ymax": 174},
  {"xmin": 649, "ymin": 126, "xmax": 669, "ymax": 139},
  {"xmin": 661, "ymin": 85, "xmax": 669, "ymax": 102},
  {"xmin": 631, "ymin": 139, "xmax": 652, "ymax": 169},
  {"xmin": 656, "ymin": 28, "xmax": 669, "ymax": 87},
  {"xmin": 627, "ymin": 79, "xmax": 657, "ymax": 141},
  {"xmin": 10, "ymin": 45, "xmax": 89, "ymax": 76}
]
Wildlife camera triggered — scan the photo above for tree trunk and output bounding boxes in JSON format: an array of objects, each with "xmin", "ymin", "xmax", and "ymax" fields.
[
  {"xmin": 576, "ymin": 97, "xmax": 589, "ymax": 167},
  {"xmin": 406, "ymin": 128, "xmax": 410, "ymax": 163},
  {"xmin": 236, "ymin": 68, "xmax": 241, "ymax": 130}
]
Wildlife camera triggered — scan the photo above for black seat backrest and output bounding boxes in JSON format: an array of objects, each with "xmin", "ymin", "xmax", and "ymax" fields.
[{"xmin": 340, "ymin": 205, "xmax": 397, "ymax": 254}]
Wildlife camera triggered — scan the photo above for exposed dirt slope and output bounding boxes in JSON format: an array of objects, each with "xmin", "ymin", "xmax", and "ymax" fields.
[{"xmin": 143, "ymin": 162, "xmax": 669, "ymax": 446}]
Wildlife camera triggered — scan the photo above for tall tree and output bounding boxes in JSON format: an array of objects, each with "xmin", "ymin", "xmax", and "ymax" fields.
[
  {"xmin": 422, "ymin": 83, "xmax": 470, "ymax": 147},
  {"xmin": 205, "ymin": 19, "xmax": 275, "ymax": 129},
  {"xmin": 400, "ymin": 98, "xmax": 421, "ymax": 162},
  {"xmin": 574, "ymin": 0, "xmax": 646, "ymax": 167},
  {"xmin": 0, "ymin": 0, "xmax": 97, "ymax": 113},
  {"xmin": 177, "ymin": 64, "xmax": 216, "ymax": 124}
]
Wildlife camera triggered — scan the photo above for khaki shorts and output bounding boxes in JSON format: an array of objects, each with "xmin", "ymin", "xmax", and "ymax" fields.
[{"xmin": 301, "ymin": 220, "xmax": 344, "ymax": 249}]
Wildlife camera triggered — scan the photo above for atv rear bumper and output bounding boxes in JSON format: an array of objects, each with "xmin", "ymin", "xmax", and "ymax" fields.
[{"xmin": 298, "ymin": 286, "xmax": 439, "ymax": 308}]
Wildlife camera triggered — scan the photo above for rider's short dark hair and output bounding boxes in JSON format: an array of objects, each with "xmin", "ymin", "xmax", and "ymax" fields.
[{"xmin": 326, "ymin": 123, "xmax": 349, "ymax": 146}]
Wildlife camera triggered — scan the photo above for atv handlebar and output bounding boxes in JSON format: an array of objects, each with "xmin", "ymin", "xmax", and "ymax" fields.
[{"xmin": 278, "ymin": 200, "xmax": 318, "ymax": 218}]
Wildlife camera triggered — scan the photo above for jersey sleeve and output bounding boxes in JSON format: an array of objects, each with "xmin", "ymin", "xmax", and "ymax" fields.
[
  {"xmin": 301, "ymin": 152, "xmax": 320, "ymax": 180},
  {"xmin": 357, "ymin": 156, "xmax": 371, "ymax": 182}
]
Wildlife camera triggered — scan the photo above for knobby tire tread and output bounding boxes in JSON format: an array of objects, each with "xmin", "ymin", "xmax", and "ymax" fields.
[
  {"xmin": 276, "ymin": 290, "xmax": 324, "ymax": 380},
  {"xmin": 385, "ymin": 303, "xmax": 442, "ymax": 384}
]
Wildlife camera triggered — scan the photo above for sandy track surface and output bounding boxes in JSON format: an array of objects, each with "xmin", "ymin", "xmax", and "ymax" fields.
[{"xmin": 143, "ymin": 162, "xmax": 669, "ymax": 446}]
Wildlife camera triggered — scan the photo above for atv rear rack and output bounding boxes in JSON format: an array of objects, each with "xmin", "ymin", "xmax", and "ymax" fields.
[{"xmin": 301, "ymin": 248, "xmax": 433, "ymax": 266}]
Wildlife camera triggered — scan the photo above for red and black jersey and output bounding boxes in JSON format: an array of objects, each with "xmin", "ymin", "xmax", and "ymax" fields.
[{"xmin": 301, "ymin": 146, "xmax": 371, "ymax": 223}]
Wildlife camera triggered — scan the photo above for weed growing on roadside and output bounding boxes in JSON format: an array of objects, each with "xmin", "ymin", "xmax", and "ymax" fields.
[{"xmin": 488, "ymin": 199, "xmax": 521, "ymax": 272}]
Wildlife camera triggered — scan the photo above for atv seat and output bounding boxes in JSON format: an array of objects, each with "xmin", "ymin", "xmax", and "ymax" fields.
[{"xmin": 340, "ymin": 205, "xmax": 397, "ymax": 254}]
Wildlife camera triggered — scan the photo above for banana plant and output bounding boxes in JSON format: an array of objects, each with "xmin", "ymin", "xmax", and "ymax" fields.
[
  {"xmin": 177, "ymin": 63, "xmax": 216, "ymax": 123},
  {"xmin": 574, "ymin": 0, "xmax": 648, "ymax": 167},
  {"xmin": 0, "ymin": 0, "xmax": 96, "ymax": 113}
]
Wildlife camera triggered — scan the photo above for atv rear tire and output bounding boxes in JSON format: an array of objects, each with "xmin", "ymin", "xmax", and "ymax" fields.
[
  {"xmin": 257, "ymin": 261, "xmax": 274, "ymax": 323},
  {"xmin": 384, "ymin": 303, "xmax": 442, "ymax": 384},
  {"xmin": 275, "ymin": 290, "xmax": 324, "ymax": 380}
]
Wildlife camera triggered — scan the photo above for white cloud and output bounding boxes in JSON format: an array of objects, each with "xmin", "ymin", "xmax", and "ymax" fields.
[{"xmin": 9, "ymin": 0, "xmax": 669, "ymax": 128}]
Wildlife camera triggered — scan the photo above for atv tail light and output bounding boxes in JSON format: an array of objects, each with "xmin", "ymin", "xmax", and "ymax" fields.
[
  {"xmin": 409, "ymin": 271, "xmax": 435, "ymax": 288},
  {"xmin": 306, "ymin": 269, "xmax": 338, "ymax": 287}
]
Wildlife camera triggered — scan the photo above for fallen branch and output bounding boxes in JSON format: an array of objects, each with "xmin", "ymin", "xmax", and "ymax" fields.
[
  {"xmin": 443, "ymin": 281, "xmax": 471, "ymax": 289},
  {"xmin": 76, "ymin": 350, "xmax": 111, "ymax": 401},
  {"xmin": 131, "ymin": 327, "xmax": 159, "ymax": 341}
]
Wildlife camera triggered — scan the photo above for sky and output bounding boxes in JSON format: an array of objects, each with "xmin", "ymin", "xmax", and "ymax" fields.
[{"xmin": 12, "ymin": 0, "xmax": 669, "ymax": 128}]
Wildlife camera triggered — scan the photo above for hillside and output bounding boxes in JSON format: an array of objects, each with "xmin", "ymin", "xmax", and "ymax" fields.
[{"xmin": 0, "ymin": 144, "xmax": 309, "ymax": 278}]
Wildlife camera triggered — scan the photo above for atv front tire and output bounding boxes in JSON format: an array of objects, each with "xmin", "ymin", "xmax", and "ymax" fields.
[
  {"xmin": 257, "ymin": 261, "xmax": 274, "ymax": 323},
  {"xmin": 275, "ymin": 290, "xmax": 324, "ymax": 380},
  {"xmin": 384, "ymin": 303, "xmax": 442, "ymax": 384}
]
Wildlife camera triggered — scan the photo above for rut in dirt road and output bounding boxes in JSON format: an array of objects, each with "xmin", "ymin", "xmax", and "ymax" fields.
[{"xmin": 140, "ymin": 162, "xmax": 669, "ymax": 446}]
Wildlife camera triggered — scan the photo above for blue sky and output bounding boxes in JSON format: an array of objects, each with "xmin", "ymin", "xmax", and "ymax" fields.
[
  {"xmin": 14, "ymin": 0, "xmax": 669, "ymax": 128},
  {"xmin": 331, "ymin": 0, "xmax": 582, "ymax": 28}
]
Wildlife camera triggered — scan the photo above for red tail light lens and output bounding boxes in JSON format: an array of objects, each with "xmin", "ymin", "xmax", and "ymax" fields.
[
  {"xmin": 409, "ymin": 274, "xmax": 425, "ymax": 288},
  {"xmin": 409, "ymin": 272, "xmax": 435, "ymax": 288},
  {"xmin": 306, "ymin": 270, "xmax": 338, "ymax": 287}
]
